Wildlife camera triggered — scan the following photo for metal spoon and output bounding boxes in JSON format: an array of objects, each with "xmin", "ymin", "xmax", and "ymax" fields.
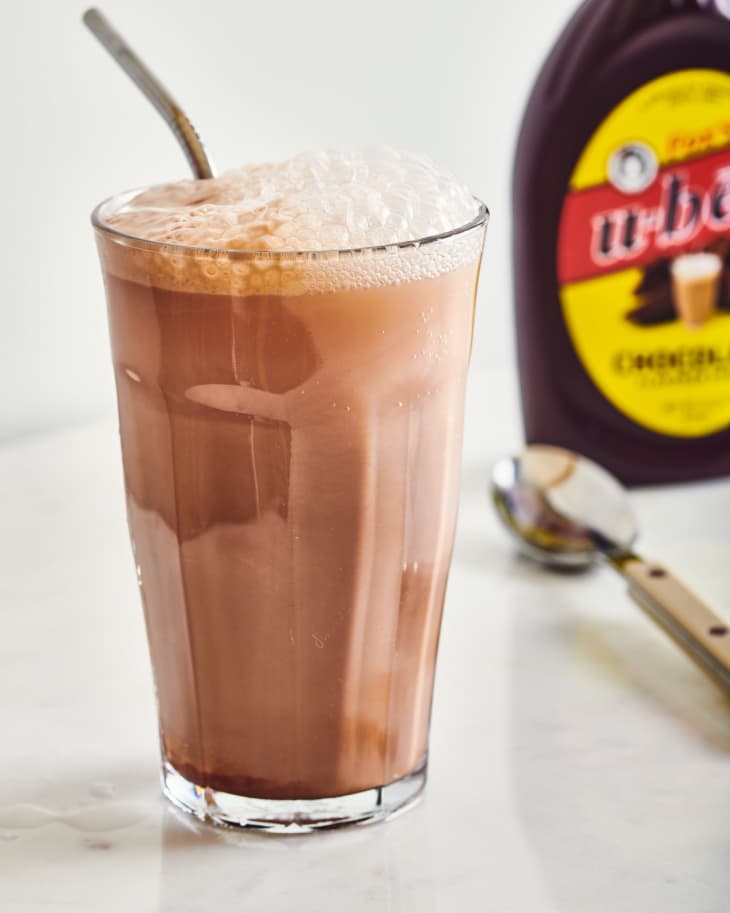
[
  {"xmin": 491, "ymin": 444, "xmax": 730, "ymax": 692},
  {"xmin": 83, "ymin": 8, "xmax": 215, "ymax": 179}
]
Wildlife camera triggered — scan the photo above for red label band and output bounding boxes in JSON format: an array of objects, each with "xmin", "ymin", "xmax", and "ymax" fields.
[{"xmin": 558, "ymin": 146, "xmax": 730, "ymax": 284}]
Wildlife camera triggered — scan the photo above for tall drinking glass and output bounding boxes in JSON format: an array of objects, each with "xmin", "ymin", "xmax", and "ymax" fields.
[{"xmin": 93, "ymin": 194, "xmax": 488, "ymax": 831}]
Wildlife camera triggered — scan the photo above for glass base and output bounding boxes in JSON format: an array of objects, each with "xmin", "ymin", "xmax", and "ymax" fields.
[{"xmin": 161, "ymin": 758, "xmax": 427, "ymax": 834}]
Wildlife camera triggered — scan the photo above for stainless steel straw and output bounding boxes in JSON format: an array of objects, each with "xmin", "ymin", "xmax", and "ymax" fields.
[{"xmin": 83, "ymin": 8, "xmax": 215, "ymax": 179}]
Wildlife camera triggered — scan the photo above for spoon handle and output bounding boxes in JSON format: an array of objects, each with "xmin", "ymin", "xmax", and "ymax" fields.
[{"xmin": 619, "ymin": 558, "xmax": 730, "ymax": 692}]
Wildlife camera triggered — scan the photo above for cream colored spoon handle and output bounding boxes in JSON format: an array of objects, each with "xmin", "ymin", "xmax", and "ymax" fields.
[{"xmin": 618, "ymin": 557, "xmax": 730, "ymax": 692}]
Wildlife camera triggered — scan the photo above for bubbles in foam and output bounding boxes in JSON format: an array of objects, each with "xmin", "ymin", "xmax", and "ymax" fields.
[
  {"xmin": 107, "ymin": 147, "xmax": 479, "ymax": 253},
  {"xmin": 98, "ymin": 148, "xmax": 485, "ymax": 295}
]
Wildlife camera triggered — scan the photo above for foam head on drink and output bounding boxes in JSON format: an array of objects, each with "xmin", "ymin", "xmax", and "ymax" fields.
[{"xmin": 96, "ymin": 147, "xmax": 484, "ymax": 802}]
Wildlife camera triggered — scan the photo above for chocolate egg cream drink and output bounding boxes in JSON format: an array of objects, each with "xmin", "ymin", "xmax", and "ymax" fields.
[{"xmin": 93, "ymin": 148, "xmax": 487, "ymax": 831}]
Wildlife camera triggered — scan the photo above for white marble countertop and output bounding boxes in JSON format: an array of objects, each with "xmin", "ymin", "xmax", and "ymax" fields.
[{"xmin": 1, "ymin": 367, "xmax": 729, "ymax": 912}]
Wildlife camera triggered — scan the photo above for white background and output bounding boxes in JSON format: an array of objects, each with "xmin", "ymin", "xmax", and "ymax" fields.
[{"xmin": 1, "ymin": 0, "xmax": 579, "ymax": 439}]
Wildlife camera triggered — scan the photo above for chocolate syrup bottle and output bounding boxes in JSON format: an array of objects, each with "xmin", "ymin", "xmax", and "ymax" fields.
[{"xmin": 513, "ymin": 0, "xmax": 730, "ymax": 484}]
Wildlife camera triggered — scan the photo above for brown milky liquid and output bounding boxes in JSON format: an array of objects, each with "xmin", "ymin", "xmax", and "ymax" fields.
[{"xmin": 102, "ymin": 256, "xmax": 479, "ymax": 799}]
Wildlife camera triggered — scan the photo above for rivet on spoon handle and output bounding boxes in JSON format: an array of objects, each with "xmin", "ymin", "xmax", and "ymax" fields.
[
  {"xmin": 619, "ymin": 558, "xmax": 730, "ymax": 692},
  {"xmin": 83, "ymin": 8, "xmax": 215, "ymax": 180}
]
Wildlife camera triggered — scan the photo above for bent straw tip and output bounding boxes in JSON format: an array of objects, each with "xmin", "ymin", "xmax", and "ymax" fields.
[{"xmin": 82, "ymin": 8, "xmax": 102, "ymax": 26}]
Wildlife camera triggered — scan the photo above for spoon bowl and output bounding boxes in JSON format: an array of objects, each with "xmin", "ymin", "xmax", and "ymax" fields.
[{"xmin": 491, "ymin": 445, "xmax": 638, "ymax": 569}]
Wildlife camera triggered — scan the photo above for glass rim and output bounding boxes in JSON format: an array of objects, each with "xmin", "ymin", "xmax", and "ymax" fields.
[{"xmin": 91, "ymin": 187, "xmax": 489, "ymax": 261}]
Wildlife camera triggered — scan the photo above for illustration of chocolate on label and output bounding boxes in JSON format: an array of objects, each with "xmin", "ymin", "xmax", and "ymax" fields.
[
  {"xmin": 626, "ymin": 259, "xmax": 674, "ymax": 325},
  {"xmin": 626, "ymin": 242, "xmax": 730, "ymax": 327}
]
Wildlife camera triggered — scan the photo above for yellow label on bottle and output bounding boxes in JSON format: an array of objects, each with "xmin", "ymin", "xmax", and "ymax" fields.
[{"xmin": 558, "ymin": 69, "xmax": 730, "ymax": 438}]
